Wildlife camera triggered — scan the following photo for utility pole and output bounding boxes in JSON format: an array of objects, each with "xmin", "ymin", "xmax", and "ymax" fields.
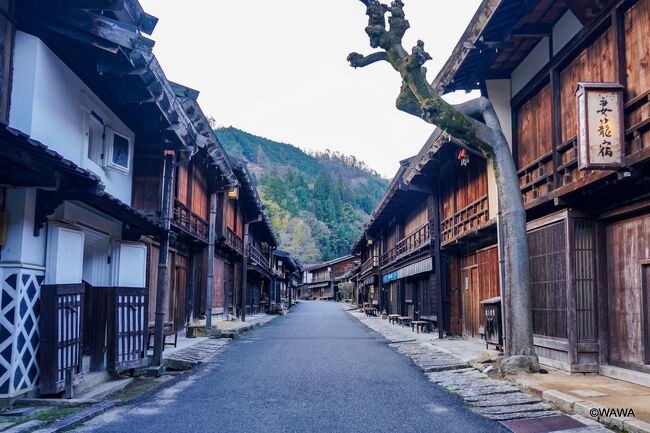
[{"xmin": 152, "ymin": 151, "xmax": 175, "ymax": 367}]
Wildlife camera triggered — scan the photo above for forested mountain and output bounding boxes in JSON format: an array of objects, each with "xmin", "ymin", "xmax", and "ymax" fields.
[{"xmin": 215, "ymin": 127, "xmax": 388, "ymax": 263}]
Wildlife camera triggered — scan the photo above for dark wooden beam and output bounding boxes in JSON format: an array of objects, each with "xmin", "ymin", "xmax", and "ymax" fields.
[
  {"xmin": 66, "ymin": 0, "xmax": 124, "ymax": 10},
  {"xmin": 511, "ymin": 23, "xmax": 553, "ymax": 38},
  {"xmin": 399, "ymin": 182, "xmax": 432, "ymax": 194},
  {"xmin": 45, "ymin": 8, "xmax": 154, "ymax": 51},
  {"xmin": 41, "ymin": 20, "xmax": 119, "ymax": 53},
  {"xmin": 114, "ymin": 0, "xmax": 158, "ymax": 35}
]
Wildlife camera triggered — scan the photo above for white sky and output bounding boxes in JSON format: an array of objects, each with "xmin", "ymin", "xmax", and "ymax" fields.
[{"xmin": 139, "ymin": 0, "xmax": 482, "ymax": 177}]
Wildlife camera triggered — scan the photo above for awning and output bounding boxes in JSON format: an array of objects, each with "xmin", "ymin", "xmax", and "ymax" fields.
[{"xmin": 383, "ymin": 258, "xmax": 433, "ymax": 284}]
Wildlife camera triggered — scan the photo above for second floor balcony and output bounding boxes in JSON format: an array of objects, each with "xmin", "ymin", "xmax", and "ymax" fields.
[
  {"xmin": 172, "ymin": 199, "xmax": 208, "ymax": 241},
  {"xmin": 361, "ymin": 256, "xmax": 379, "ymax": 277},
  {"xmin": 380, "ymin": 223, "xmax": 430, "ymax": 267},
  {"xmin": 440, "ymin": 195, "xmax": 489, "ymax": 244},
  {"xmin": 248, "ymin": 244, "xmax": 270, "ymax": 270},
  {"xmin": 224, "ymin": 227, "xmax": 244, "ymax": 255},
  {"xmin": 310, "ymin": 272, "xmax": 331, "ymax": 284}
]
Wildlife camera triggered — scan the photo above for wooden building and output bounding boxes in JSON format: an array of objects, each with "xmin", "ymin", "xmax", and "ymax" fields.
[
  {"xmin": 355, "ymin": 0, "xmax": 650, "ymax": 383},
  {"xmin": 214, "ymin": 159, "xmax": 278, "ymax": 321},
  {"xmin": 0, "ymin": 0, "xmax": 273, "ymax": 399},
  {"xmin": 300, "ymin": 255, "xmax": 360, "ymax": 300},
  {"xmin": 132, "ymin": 82, "xmax": 237, "ymax": 333},
  {"xmin": 271, "ymin": 250, "xmax": 302, "ymax": 311},
  {"xmin": 0, "ymin": 0, "xmax": 209, "ymax": 397}
]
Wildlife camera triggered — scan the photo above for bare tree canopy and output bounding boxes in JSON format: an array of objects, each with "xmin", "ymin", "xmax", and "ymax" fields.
[{"xmin": 349, "ymin": 0, "xmax": 538, "ymax": 372}]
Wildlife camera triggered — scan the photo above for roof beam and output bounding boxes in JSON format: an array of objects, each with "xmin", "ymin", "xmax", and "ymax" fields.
[
  {"xmin": 45, "ymin": 8, "xmax": 155, "ymax": 51},
  {"xmin": 511, "ymin": 23, "xmax": 553, "ymax": 38},
  {"xmin": 65, "ymin": 0, "xmax": 124, "ymax": 10},
  {"xmin": 114, "ymin": 0, "xmax": 158, "ymax": 35}
]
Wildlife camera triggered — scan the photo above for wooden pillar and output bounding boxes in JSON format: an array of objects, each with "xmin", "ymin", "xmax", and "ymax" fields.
[
  {"xmin": 152, "ymin": 152, "xmax": 175, "ymax": 367},
  {"xmin": 205, "ymin": 192, "xmax": 217, "ymax": 329},
  {"xmin": 432, "ymin": 171, "xmax": 445, "ymax": 339},
  {"xmin": 241, "ymin": 222, "xmax": 250, "ymax": 322},
  {"xmin": 378, "ymin": 234, "xmax": 385, "ymax": 313}
]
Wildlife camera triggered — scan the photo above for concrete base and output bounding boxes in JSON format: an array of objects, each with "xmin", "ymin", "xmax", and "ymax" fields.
[
  {"xmin": 143, "ymin": 365, "xmax": 164, "ymax": 377},
  {"xmin": 17, "ymin": 378, "xmax": 132, "ymax": 407},
  {"xmin": 599, "ymin": 365, "xmax": 650, "ymax": 388}
]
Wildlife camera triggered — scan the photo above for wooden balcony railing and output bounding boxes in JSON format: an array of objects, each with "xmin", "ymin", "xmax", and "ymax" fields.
[
  {"xmin": 517, "ymin": 90, "xmax": 650, "ymax": 206},
  {"xmin": 380, "ymin": 223, "xmax": 430, "ymax": 267},
  {"xmin": 173, "ymin": 199, "xmax": 209, "ymax": 240},
  {"xmin": 248, "ymin": 244, "xmax": 270, "ymax": 269},
  {"xmin": 440, "ymin": 195, "xmax": 490, "ymax": 244},
  {"xmin": 225, "ymin": 227, "xmax": 243, "ymax": 254},
  {"xmin": 311, "ymin": 273, "xmax": 331, "ymax": 283},
  {"xmin": 361, "ymin": 256, "xmax": 379, "ymax": 276}
]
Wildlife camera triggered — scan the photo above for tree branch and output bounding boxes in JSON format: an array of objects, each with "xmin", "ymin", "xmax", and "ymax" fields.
[
  {"xmin": 351, "ymin": 0, "xmax": 537, "ymax": 365},
  {"xmin": 347, "ymin": 51, "xmax": 388, "ymax": 68}
]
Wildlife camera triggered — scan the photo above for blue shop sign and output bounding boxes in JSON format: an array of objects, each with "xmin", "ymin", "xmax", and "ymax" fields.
[{"xmin": 382, "ymin": 271, "xmax": 398, "ymax": 284}]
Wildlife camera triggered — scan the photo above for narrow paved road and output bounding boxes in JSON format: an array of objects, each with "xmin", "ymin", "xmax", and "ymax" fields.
[{"xmin": 81, "ymin": 301, "xmax": 508, "ymax": 433}]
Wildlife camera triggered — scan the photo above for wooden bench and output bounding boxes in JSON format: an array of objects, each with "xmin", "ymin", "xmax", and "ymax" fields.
[
  {"xmin": 398, "ymin": 316, "xmax": 412, "ymax": 327},
  {"xmin": 364, "ymin": 307, "xmax": 377, "ymax": 317},
  {"xmin": 411, "ymin": 320, "xmax": 428, "ymax": 333},
  {"xmin": 147, "ymin": 322, "xmax": 178, "ymax": 351},
  {"xmin": 419, "ymin": 315, "xmax": 437, "ymax": 332},
  {"xmin": 388, "ymin": 314, "xmax": 400, "ymax": 324}
]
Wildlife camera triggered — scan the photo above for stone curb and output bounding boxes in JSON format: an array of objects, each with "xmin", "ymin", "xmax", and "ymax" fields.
[
  {"xmin": 30, "ymin": 400, "xmax": 118, "ymax": 433},
  {"xmin": 217, "ymin": 316, "xmax": 277, "ymax": 338},
  {"xmin": 512, "ymin": 382, "xmax": 650, "ymax": 433}
]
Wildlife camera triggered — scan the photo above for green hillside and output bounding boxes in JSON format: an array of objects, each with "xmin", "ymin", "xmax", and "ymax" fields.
[{"xmin": 215, "ymin": 127, "xmax": 388, "ymax": 263}]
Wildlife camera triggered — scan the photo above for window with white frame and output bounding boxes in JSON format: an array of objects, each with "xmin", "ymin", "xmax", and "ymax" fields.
[
  {"xmin": 105, "ymin": 127, "xmax": 130, "ymax": 173},
  {"xmin": 86, "ymin": 111, "xmax": 105, "ymax": 167},
  {"xmin": 84, "ymin": 110, "xmax": 132, "ymax": 174}
]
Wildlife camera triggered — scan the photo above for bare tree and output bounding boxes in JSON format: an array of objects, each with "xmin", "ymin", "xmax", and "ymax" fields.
[{"xmin": 348, "ymin": 0, "xmax": 538, "ymax": 372}]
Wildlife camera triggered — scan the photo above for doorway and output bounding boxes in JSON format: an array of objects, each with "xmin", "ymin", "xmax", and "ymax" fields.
[
  {"xmin": 461, "ymin": 264, "xmax": 479, "ymax": 338},
  {"xmin": 81, "ymin": 228, "xmax": 111, "ymax": 372}
]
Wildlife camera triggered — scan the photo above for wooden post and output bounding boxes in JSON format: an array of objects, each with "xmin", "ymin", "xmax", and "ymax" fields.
[
  {"xmin": 152, "ymin": 152, "xmax": 175, "ymax": 367},
  {"xmin": 205, "ymin": 192, "xmax": 217, "ymax": 330},
  {"xmin": 378, "ymin": 234, "xmax": 384, "ymax": 313},
  {"xmin": 432, "ymin": 173, "xmax": 445, "ymax": 339},
  {"xmin": 241, "ymin": 222, "xmax": 250, "ymax": 322}
]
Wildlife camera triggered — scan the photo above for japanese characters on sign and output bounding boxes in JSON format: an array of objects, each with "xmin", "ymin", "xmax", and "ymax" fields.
[{"xmin": 576, "ymin": 82, "xmax": 625, "ymax": 170}]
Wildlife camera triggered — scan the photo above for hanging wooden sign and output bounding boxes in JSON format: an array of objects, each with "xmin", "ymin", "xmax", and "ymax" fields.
[{"xmin": 576, "ymin": 82, "xmax": 625, "ymax": 170}]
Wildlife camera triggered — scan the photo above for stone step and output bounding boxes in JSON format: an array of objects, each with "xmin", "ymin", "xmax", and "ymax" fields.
[
  {"xmin": 164, "ymin": 339, "xmax": 230, "ymax": 370},
  {"xmin": 74, "ymin": 371, "xmax": 111, "ymax": 396},
  {"xmin": 464, "ymin": 393, "xmax": 541, "ymax": 407},
  {"xmin": 474, "ymin": 402, "xmax": 553, "ymax": 416}
]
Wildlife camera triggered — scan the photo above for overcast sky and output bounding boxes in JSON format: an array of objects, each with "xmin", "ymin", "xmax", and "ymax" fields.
[{"xmin": 139, "ymin": 0, "xmax": 482, "ymax": 177}]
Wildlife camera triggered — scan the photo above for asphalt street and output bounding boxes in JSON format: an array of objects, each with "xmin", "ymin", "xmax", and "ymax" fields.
[{"xmin": 80, "ymin": 301, "xmax": 509, "ymax": 433}]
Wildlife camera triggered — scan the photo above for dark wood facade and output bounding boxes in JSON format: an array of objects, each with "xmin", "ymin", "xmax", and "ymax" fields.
[
  {"xmin": 301, "ymin": 255, "xmax": 359, "ymax": 301},
  {"xmin": 427, "ymin": 0, "xmax": 650, "ymax": 378}
]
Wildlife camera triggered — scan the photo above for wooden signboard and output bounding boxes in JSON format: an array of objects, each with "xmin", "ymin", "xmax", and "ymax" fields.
[{"xmin": 576, "ymin": 82, "xmax": 625, "ymax": 170}]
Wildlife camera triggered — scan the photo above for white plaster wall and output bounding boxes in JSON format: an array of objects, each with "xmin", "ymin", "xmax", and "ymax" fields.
[
  {"xmin": 553, "ymin": 10, "xmax": 583, "ymax": 55},
  {"xmin": 511, "ymin": 37, "xmax": 550, "ymax": 96},
  {"xmin": 485, "ymin": 80, "xmax": 513, "ymax": 148},
  {"xmin": 9, "ymin": 31, "xmax": 134, "ymax": 204},
  {"xmin": 0, "ymin": 188, "xmax": 46, "ymax": 269},
  {"xmin": 485, "ymin": 79, "xmax": 513, "ymax": 218},
  {"xmin": 51, "ymin": 201, "xmax": 122, "ymax": 239}
]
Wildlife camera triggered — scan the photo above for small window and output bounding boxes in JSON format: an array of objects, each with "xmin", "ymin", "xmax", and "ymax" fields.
[
  {"xmin": 86, "ymin": 112, "xmax": 105, "ymax": 167},
  {"xmin": 105, "ymin": 127, "xmax": 131, "ymax": 173}
]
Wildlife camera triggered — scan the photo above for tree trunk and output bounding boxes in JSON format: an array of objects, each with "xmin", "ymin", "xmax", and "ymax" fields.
[{"xmin": 349, "ymin": 0, "xmax": 538, "ymax": 371}]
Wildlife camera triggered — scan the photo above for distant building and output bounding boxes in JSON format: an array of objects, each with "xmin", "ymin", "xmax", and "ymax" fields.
[{"xmin": 300, "ymin": 255, "xmax": 360, "ymax": 300}]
